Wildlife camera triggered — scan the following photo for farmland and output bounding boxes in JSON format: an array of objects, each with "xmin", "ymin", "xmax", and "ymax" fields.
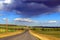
[
  {"xmin": 0, "ymin": 24, "xmax": 25, "ymax": 34},
  {"xmin": 31, "ymin": 27, "xmax": 60, "ymax": 38},
  {"xmin": 0, "ymin": 24, "xmax": 60, "ymax": 38}
]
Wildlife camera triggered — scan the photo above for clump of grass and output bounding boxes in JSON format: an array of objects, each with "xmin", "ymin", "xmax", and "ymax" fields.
[{"xmin": 0, "ymin": 29, "xmax": 6, "ymax": 34}]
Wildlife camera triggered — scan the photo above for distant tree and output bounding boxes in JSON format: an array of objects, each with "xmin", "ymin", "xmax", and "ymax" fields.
[{"xmin": 41, "ymin": 28, "xmax": 44, "ymax": 31}]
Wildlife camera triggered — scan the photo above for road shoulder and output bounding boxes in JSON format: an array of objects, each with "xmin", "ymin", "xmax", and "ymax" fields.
[
  {"xmin": 0, "ymin": 30, "xmax": 24, "ymax": 38},
  {"xmin": 29, "ymin": 30, "xmax": 60, "ymax": 40}
]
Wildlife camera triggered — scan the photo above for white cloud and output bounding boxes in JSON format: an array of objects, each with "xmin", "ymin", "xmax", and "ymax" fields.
[
  {"xmin": 14, "ymin": 18, "xmax": 38, "ymax": 23},
  {"xmin": 0, "ymin": 0, "xmax": 12, "ymax": 10},
  {"xmin": 3, "ymin": 18, "xmax": 9, "ymax": 20},
  {"xmin": 0, "ymin": 1, "xmax": 3, "ymax": 10},
  {"xmin": 4, "ymin": 0, "xmax": 12, "ymax": 4},
  {"xmin": 48, "ymin": 20, "xmax": 57, "ymax": 23}
]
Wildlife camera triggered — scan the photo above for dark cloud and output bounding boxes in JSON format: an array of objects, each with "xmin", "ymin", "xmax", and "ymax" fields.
[
  {"xmin": 3, "ymin": 0, "xmax": 60, "ymax": 17},
  {"xmin": 24, "ymin": 0, "xmax": 60, "ymax": 7}
]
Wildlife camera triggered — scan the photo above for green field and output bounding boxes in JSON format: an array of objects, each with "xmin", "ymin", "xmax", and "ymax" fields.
[
  {"xmin": 0, "ymin": 24, "xmax": 25, "ymax": 34},
  {"xmin": 0, "ymin": 28, "xmax": 18, "ymax": 34},
  {"xmin": 31, "ymin": 28, "xmax": 60, "ymax": 38},
  {"xmin": 0, "ymin": 24, "xmax": 60, "ymax": 38}
]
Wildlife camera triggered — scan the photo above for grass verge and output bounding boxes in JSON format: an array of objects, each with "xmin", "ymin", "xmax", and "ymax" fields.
[
  {"xmin": 0, "ymin": 30, "xmax": 24, "ymax": 38},
  {"xmin": 32, "ymin": 30, "xmax": 60, "ymax": 38},
  {"xmin": 30, "ymin": 30, "xmax": 60, "ymax": 40}
]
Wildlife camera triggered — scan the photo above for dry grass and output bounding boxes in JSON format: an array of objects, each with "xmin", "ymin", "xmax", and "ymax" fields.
[
  {"xmin": 0, "ymin": 30, "xmax": 24, "ymax": 38},
  {"xmin": 30, "ymin": 30, "xmax": 60, "ymax": 40}
]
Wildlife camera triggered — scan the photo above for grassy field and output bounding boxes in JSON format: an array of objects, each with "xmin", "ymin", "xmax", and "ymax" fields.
[
  {"xmin": 31, "ymin": 28, "xmax": 60, "ymax": 38},
  {"xmin": 0, "ymin": 28, "xmax": 18, "ymax": 34},
  {"xmin": 0, "ymin": 24, "xmax": 25, "ymax": 34},
  {"xmin": 0, "ymin": 29, "xmax": 6, "ymax": 34}
]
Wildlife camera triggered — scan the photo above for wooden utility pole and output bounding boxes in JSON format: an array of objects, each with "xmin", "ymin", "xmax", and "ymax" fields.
[{"xmin": 6, "ymin": 18, "xmax": 8, "ymax": 32}]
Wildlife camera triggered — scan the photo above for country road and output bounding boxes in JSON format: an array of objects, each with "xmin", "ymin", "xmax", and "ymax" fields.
[{"xmin": 0, "ymin": 30, "xmax": 39, "ymax": 40}]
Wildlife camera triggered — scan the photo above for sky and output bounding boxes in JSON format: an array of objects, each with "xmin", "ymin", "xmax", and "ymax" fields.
[{"xmin": 0, "ymin": 0, "xmax": 60, "ymax": 26}]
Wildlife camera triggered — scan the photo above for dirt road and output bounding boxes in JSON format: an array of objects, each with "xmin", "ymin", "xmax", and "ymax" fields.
[{"xmin": 0, "ymin": 31, "xmax": 39, "ymax": 40}]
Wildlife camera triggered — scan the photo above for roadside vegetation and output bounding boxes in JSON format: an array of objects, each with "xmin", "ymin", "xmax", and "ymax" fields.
[
  {"xmin": 0, "ymin": 24, "xmax": 60, "ymax": 38},
  {"xmin": 0, "ymin": 24, "xmax": 25, "ymax": 34},
  {"xmin": 31, "ymin": 27, "xmax": 60, "ymax": 38}
]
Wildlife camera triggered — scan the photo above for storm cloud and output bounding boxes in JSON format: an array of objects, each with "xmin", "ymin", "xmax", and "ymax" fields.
[{"xmin": 1, "ymin": 0, "xmax": 60, "ymax": 17}]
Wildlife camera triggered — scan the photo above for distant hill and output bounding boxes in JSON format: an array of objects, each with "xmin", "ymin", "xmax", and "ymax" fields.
[
  {"xmin": 0, "ymin": 24, "xmax": 26, "ymax": 27},
  {"xmin": 32, "ymin": 26, "xmax": 60, "ymax": 28},
  {"xmin": 0, "ymin": 24, "xmax": 17, "ymax": 26}
]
